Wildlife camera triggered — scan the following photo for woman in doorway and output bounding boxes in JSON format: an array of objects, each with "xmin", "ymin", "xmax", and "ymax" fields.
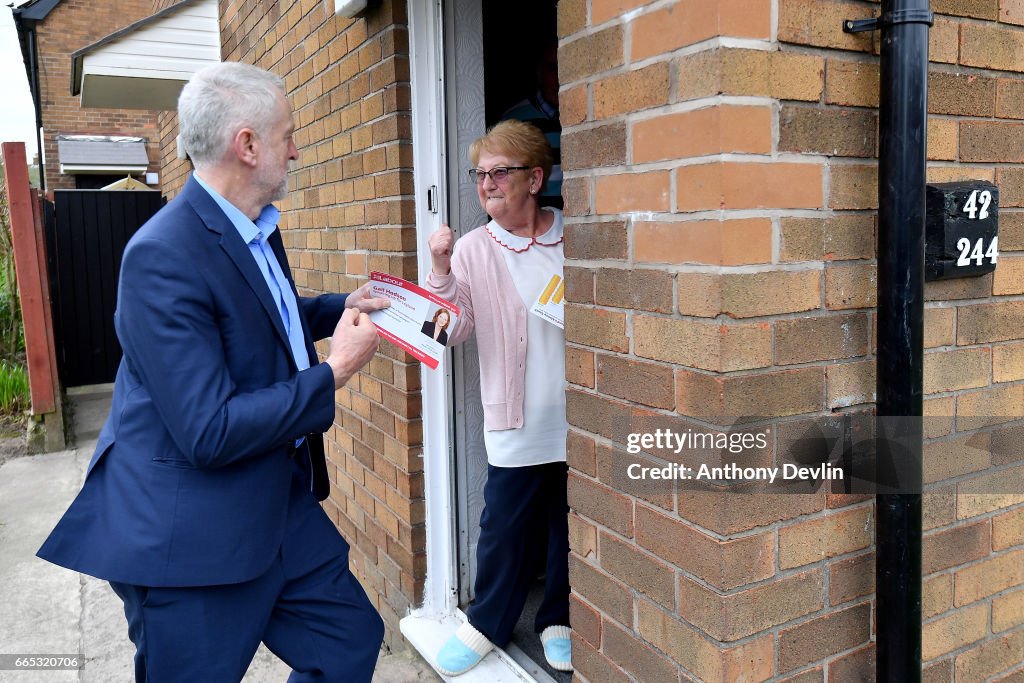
[{"xmin": 425, "ymin": 120, "xmax": 571, "ymax": 676}]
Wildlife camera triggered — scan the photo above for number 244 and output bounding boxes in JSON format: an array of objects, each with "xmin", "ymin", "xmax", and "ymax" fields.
[{"xmin": 956, "ymin": 236, "xmax": 998, "ymax": 267}]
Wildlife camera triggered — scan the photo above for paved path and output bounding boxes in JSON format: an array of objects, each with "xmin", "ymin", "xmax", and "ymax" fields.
[{"xmin": 0, "ymin": 389, "xmax": 438, "ymax": 682}]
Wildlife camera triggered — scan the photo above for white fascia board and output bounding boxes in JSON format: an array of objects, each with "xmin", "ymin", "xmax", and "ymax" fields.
[{"xmin": 60, "ymin": 164, "xmax": 148, "ymax": 174}]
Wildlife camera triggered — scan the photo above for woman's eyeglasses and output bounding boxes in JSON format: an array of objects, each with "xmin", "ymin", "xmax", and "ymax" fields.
[{"xmin": 467, "ymin": 166, "xmax": 530, "ymax": 184}]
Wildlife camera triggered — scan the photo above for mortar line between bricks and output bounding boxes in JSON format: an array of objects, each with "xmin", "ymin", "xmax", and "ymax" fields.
[
  {"xmin": 581, "ymin": 209, "xmax": 882, "ymax": 226},
  {"xmin": 783, "ymin": 636, "xmax": 876, "ymax": 681},
  {"xmin": 569, "ymin": 378, "xmax": 836, "ymax": 422},
  {"xmin": 568, "ymin": 258, "xmax": 827, "ymax": 272},
  {"xmin": 608, "ymin": 597, "xmax": 769, "ymax": 679},
  {"xmin": 559, "ymin": 34, "xmax": 773, "ymax": 92},
  {"xmin": 769, "ymin": 599, "xmax": 876, "ymax": 674},
  {"xmin": 617, "ymin": 94, "xmax": 782, "ymax": 121},
  {"xmin": 920, "ymin": 550, "xmax": 1024, "ymax": 612},
  {"xmin": 770, "ymin": 0, "xmax": 779, "ymax": 43},
  {"xmin": 921, "ymin": 609, "xmax": 1016, "ymax": 666},
  {"xmin": 785, "ymin": 37, "xmax": 1024, "ymax": 83},
  {"xmin": 566, "ymin": 0, "xmax": 711, "ymax": 47},
  {"xmin": 576, "ymin": 151, "xmax": 837, "ymax": 172}
]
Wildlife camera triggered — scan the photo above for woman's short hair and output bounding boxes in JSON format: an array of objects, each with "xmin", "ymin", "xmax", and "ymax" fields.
[
  {"xmin": 469, "ymin": 120, "xmax": 554, "ymax": 186},
  {"xmin": 432, "ymin": 308, "xmax": 451, "ymax": 329},
  {"xmin": 178, "ymin": 62, "xmax": 286, "ymax": 168}
]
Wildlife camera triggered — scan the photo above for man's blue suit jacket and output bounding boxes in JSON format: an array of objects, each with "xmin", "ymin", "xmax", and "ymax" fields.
[{"xmin": 38, "ymin": 175, "xmax": 347, "ymax": 588}]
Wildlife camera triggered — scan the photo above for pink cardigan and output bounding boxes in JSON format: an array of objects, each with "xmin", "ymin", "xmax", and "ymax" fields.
[{"xmin": 424, "ymin": 224, "xmax": 533, "ymax": 431}]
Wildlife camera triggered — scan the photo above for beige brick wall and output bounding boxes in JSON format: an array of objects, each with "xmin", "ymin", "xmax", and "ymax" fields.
[
  {"xmin": 560, "ymin": 0, "xmax": 1024, "ymax": 681},
  {"xmin": 33, "ymin": 0, "xmax": 160, "ymax": 191}
]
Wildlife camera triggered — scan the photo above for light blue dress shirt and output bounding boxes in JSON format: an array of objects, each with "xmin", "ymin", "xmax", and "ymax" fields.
[{"xmin": 192, "ymin": 173, "xmax": 310, "ymax": 373}]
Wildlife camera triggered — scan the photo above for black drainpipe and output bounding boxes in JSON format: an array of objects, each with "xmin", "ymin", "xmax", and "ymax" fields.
[
  {"xmin": 13, "ymin": 4, "xmax": 47, "ymax": 195},
  {"xmin": 27, "ymin": 28, "xmax": 46, "ymax": 194},
  {"xmin": 844, "ymin": 1, "xmax": 931, "ymax": 680}
]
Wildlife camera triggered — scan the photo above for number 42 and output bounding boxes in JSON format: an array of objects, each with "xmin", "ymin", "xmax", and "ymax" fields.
[{"xmin": 963, "ymin": 189, "xmax": 992, "ymax": 220}]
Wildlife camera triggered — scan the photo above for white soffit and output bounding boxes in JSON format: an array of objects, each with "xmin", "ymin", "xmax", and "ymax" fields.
[{"xmin": 71, "ymin": 0, "xmax": 220, "ymax": 111}]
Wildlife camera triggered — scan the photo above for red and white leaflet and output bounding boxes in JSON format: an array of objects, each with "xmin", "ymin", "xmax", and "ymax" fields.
[{"xmin": 367, "ymin": 271, "xmax": 460, "ymax": 370}]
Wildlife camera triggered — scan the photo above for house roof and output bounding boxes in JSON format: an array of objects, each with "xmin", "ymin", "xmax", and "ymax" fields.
[
  {"xmin": 69, "ymin": 0, "xmax": 219, "ymax": 110},
  {"xmin": 11, "ymin": 0, "xmax": 64, "ymax": 94},
  {"xmin": 11, "ymin": 0, "xmax": 61, "ymax": 23},
  {"xmin": 70, "ymin": 0, "xmax": 202, "ymax": 95}
]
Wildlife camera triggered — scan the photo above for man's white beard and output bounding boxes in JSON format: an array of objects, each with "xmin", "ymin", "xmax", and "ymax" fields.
[
  {"xmin": 256, "ymin": 162, "xmax": 289, "ymax": 205},
  {"xmin": 271, "ymin": 175, "xmax": 288, "ymax": 203}
]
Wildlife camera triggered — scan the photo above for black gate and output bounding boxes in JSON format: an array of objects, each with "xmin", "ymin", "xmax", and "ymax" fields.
[{"xmin": 45, "ymin": 190, "xmax": 164, "ymax": 387}]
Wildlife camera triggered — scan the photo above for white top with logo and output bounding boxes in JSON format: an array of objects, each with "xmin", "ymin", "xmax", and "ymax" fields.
[{"xmin": 481, "ymin": 208, "xmax": 568, "ymax": 468}]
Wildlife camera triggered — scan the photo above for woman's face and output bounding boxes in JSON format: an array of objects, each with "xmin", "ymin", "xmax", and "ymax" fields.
[
  {"xmin": 436, "ymin": 311, "xmax": 449, "ymax": 328},
  {"xmin": 474, "ymin": 151, "xmax": 537, "ymax": 222}
]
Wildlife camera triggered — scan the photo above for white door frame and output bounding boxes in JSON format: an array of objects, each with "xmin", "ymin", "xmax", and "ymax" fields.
[
  {"xmin": 406, "ymin": 0, "xmax": 457, "ymax": 620},
  {"xmin": 400, "ymin": 3, "xmax": 553, "ymax": 681}
]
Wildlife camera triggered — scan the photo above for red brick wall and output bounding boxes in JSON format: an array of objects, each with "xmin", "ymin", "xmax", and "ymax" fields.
[
  {"xmin": 559, "ymin": 0, "xmax": 1024, "ymax": 681},
  {"xmin": 33, "ymin": 0, "xmax": 160, "ymax": 191},
  {"xmin": 210, "ymin": 0, "xmax": 420, "ymax": 649}
]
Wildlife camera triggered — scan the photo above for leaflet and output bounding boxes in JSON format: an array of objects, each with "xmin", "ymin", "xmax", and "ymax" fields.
[
  {"xmin": 367, "ymin": 271, "xmax": 459, "ymax": 370},
  {"xmin": 530, "ymin": 272, "xmax": 564, "ymax": 329}
]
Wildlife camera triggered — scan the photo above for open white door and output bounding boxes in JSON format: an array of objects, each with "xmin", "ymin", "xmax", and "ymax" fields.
[{"xmin": 402, "ymin": 2, "xmax": 562, "ymax": 681}]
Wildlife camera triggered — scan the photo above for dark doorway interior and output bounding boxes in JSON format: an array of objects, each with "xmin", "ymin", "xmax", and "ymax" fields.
[
  {"xmin": 482, "ymin": 1, "xmax": 562, "ymax": 210},
  {"xmin": 74, "ymin": 174, "xmax": 129, "ymax": 190},
  {"xmin": 479, "ymin": 3, "xmax": 570, "ymax": 681},
  {"xmin": 482, "ymin": 2, "xmax": 558, "ymax": 125}
]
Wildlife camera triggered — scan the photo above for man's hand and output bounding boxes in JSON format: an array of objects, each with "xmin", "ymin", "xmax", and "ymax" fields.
[
  {"xmin": 325, "ymin": 308, "xmax": 379, "ymax": 389},
  {"xmin": 345, "ymin": 281, "xmax": 391, "ymax": 313},
  {"xmin": 428, "ymin": 225, "xmax": 454, "ymax": 276}
]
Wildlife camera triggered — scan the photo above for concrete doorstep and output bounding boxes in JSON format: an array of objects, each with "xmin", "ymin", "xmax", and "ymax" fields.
[{"xmin": 0, "ymin": 390, "xmax": 438, "ymax": 682}]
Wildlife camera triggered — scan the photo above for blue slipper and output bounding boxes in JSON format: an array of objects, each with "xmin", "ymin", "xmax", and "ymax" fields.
[
  {"xmin": 541, "ymin": 625, "xmax": 573, "ymax": 672},
  {"xmin": 435, "ymin": 622, "xmax": 493, "ymax": 676}
]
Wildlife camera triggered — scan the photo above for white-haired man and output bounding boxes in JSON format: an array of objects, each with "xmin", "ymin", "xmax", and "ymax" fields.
[{"xmin": 38, "ymin": 61, "xmax": 387, "ymax": 682}]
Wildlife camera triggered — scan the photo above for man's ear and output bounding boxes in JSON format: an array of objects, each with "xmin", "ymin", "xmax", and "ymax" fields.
[{"xmin": 232, "ymin": 127, "xmax": 259, "ymax": 168}]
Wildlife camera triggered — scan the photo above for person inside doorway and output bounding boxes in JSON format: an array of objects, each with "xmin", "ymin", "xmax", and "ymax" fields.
[
  {"xmin": 500, "ymin": 37, "xmax": 561, "ymax": 209},
  {"xmin": 424, "ymin": 120, "xmax": 571, "ymax": 676}
]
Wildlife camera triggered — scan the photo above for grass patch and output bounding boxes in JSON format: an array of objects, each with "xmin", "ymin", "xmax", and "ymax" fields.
[
  {"xmin": 0, "ymin": 184, "xmax": 27, "ymax": 431},
  {"xmin": 0, "ymin": 361, "xmax": 28, "ymax": 416}
]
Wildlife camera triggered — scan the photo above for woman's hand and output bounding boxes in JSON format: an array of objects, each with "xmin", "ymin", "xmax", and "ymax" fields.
[{"xmin": 428, "ymin": 225, "xmax": 454, "ymax": 275}]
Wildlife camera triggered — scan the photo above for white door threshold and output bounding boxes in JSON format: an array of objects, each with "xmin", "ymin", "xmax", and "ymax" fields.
[{"xmin": 400, "ymin": 612, "xmax": 557, "ymax": 683}]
